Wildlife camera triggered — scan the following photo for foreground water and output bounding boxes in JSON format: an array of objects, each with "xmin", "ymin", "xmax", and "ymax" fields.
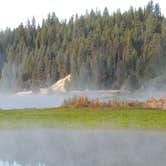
[{"xmin": 0, "ymin": 129, "xmax": 166, "ymax": 166}]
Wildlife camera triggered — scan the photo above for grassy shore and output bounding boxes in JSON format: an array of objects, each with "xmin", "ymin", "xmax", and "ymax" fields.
[{"xmin": 0, "ymin": 106, "xmax": 166, "ymax": 130}]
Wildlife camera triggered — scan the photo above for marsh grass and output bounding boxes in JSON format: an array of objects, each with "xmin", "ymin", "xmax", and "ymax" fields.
[
  {"xmin": 63, "ymin": 96, "xmax": 142, "ymax": 108},
  {"xmin": 0, "ymin": 107, "xmax": 166, "ymax": 130}
]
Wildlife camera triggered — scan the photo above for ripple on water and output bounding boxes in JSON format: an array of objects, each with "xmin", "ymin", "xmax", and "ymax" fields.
[{"xmin": 0, "ymin": 161, "xmax": 45, "ymax": 166}]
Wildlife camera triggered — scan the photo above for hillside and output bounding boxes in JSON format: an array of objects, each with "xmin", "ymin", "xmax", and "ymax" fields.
[{"xmin": 0, "ymin": 1, "xmax": 165, "ymax": 92}]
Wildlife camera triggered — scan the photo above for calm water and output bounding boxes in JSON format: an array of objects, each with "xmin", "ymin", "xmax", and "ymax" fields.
[
  {"xmin": 0, "ymin": 90, "xmax": 148, "ymax": 109},
  {"xmin": 0, "ymin": 91, "xmax": 118, "ymax": 109},
  {"xmin": 0, "ymin": 129, "xmax": 166, "ymax": 166},
  {"xmin": 0, "ymin": 161, "xmax": 44, "ymax": 166},
  {"xmin": 0, "ymin": 94, "xmax": 66, "ymax": 109}
]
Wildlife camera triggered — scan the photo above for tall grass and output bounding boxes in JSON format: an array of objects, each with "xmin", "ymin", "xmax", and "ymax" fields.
[{"xmin": 63, "ymin": 96, "xmax": 141, "ymax": 108}]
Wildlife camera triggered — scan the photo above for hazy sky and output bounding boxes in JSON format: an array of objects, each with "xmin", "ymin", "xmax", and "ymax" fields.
[{"xmin": 0, "ymin": 0, "xmax": 165, "ymax": 30}]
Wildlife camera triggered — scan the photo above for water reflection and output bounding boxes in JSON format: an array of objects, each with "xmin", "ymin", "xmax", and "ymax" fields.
[{"xmin": 0, "ymin": 161, "xmax": 45, "ymax": 166}]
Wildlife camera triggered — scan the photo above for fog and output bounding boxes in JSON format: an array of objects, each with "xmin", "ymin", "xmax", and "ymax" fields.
[{"xmin": 0, "ymin": 129, "xmax": 166, "ymax": 166}]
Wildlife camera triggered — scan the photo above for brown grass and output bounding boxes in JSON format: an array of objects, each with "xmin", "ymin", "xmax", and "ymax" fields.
[
  {"xmin": 64, "ymin": 95, "xmax": 166, "ymax": 110},
  {"xmin": 63, "ymin": 96, "xmax": 166, "ymax": 110},
  {"xmin": 144, "ymin": 96, "xmax": 166, "ymax": 110},
  {"xmin": 63, "ymin": 96, "xmax": 141, "ymax": 108}
]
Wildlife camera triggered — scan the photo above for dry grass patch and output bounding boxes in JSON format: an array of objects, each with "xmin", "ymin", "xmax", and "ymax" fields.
[
  {"xmin": 144, "ymin": 96, "xmax": 166, "ymax": 110},
  {"xmin": 63, "ymin": 96, "xmax": 141, "ymax": 108}
]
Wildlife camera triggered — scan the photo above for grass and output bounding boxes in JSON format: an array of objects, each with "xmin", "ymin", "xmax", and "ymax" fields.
[
  {"xmin": 0, "ymin": 106, "xmax": 166, "ymax": 130},
  {"xmin": 63, "ymin": 96, "xmax": 141, "ymax": 108}
]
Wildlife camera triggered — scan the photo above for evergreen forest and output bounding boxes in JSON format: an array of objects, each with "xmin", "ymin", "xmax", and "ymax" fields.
[{"xmin": 0, "ymin": 1, "xmax": 165, "ymax": 92}]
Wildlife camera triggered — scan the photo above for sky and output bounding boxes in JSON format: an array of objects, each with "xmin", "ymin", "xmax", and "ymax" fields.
[{"xmin": 0, "ymin": 0, "xmax": 165, "ymax": 30}]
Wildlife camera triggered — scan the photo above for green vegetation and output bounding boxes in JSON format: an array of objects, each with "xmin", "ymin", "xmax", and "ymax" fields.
[
  {"xmin": 0, "ymin": 107, "xmax": 166, "ymax": 130},
  {"xmin": 0, "ymin": 1, "xmax": 165, "ymax": 91}
]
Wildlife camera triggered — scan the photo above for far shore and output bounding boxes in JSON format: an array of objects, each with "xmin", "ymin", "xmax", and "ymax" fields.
[{"xmin": 14, "ymin": 89, "xmax": 128, "ymax": 96}]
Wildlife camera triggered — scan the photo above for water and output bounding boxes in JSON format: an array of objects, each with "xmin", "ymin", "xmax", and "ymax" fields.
[
  {"xmin": 0, "ymin": 91, "xmax": 115, "ymax": 109},
  {"xmin": 0, "ymin": 90, "xmax": 144, "ymax": 110},
  {"xmin": 0, "ymin": 161, "xmax": 44, "ymax": 166},
  {"xmin": 0, "ymin": 91, "xmax": 165, "ymax": 166},
  {"xmin": 0, "ymin": 94, "xmax": 66, "ymax": 110},
  {"xmin": 0, "ymin": 89, "xmax": 165, "ymax": 110},
  {"xmin": 0, "ymin": 129, "xmax": 166, "ymax": 166}
]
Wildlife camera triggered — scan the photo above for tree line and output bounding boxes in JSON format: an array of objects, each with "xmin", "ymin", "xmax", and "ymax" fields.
[{"xmin": 0, "ymin": 1, "xmax": 165, "ymax": 92}]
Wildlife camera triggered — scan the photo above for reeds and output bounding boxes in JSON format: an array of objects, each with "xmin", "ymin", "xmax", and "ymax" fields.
[
  {"xmin": 63, "ymin": 96, "xmax": 141, "ymax": 108},
  {"xmin": 144, "ymin": 96, "xmax": 166, "ymax": 110}
]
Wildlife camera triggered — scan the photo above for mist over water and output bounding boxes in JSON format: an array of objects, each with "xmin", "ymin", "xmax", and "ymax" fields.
[
  {"xmin": 0, "ymin": 94, "xmax": 66, "ymax": 110},
  {"xmin": 0, "ymin": 91, "xmax": 119, "ymax": 109},
  {"xmin": 0, "ymin": 89, "xmax": 165, "ymax": 109},
  {"xmin": 0, "ymin": 91, "xmax": 166, "ymax": 165},
  {"xmin": 0, "ymin": 129, "xmax": 166, "ymax": 166},
  {"xmin": 0, "ymin": 89, "xmax": 166, "ymax": 165},
  {"xmin": 0, "ymin": 91, "xmax": 133, "ymax": 109}
]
